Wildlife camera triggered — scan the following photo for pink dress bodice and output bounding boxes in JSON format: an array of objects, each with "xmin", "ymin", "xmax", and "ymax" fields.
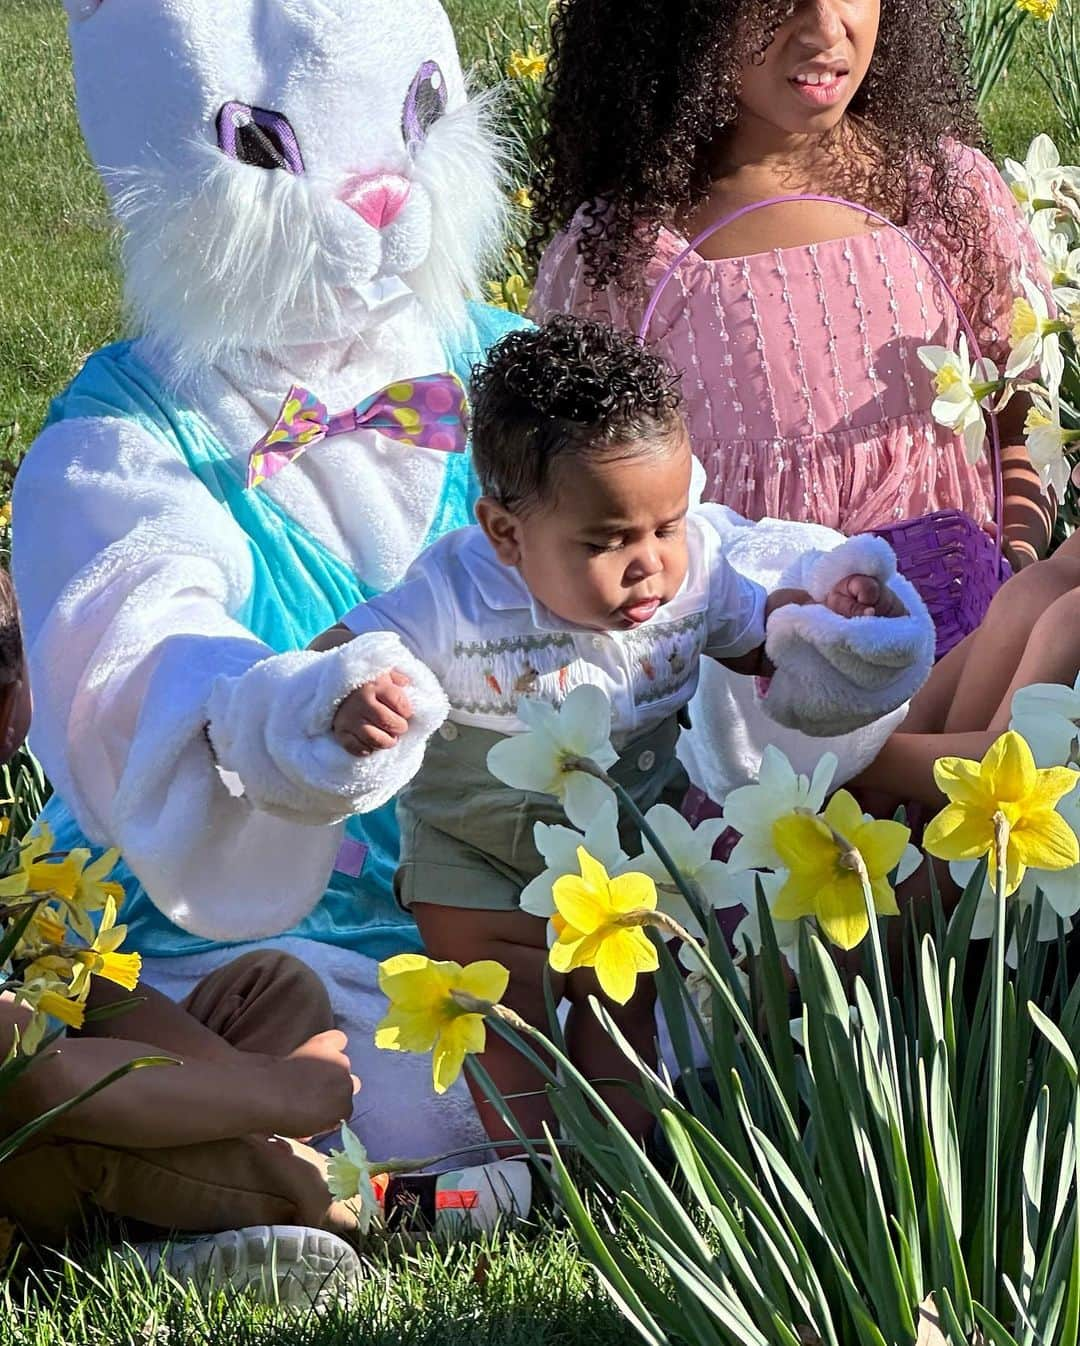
[{"xmin": 531, "ymin": 146, "xmax": 1050, "ymax": 535}]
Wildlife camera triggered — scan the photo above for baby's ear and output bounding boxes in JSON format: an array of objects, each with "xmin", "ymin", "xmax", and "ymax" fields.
[
  {"xmin": 475, "ymin": 497, "xmax": 524, "ymax": 566},
  {"xmin": 65, "ymin": 0, "xmax": 105, "ymax": 17}
]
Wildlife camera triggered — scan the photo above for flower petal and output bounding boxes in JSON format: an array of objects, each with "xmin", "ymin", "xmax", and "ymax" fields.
[
  {"xmin": 824, "ymin": 789, "xmax": 864, "ymax": 839},
  {"xmin": 856, "ymin": 819, "xmax": 912, "ymax": 879},
  {"xmin": 593, "ymin": 929, "xmax": 658, "ymax": 1004},
  {"xmin": 924, "ymin": 803, "xmax": 993, "ymax": 862},
  {"xmin": 563, "ymin": 773, "xmax": 618, "ymax": 829},
  {"xmin": 456, "ymin": 959, "xmax": 511, "ymax": 1006},
  {"xmin": 607, "ymin": 869, "xmax": 658, "ymax": 915},
  {"xmin": 558, "ymin": 684, "xmax": 614, "ymax": 753},
  {"xmin": 486, "ymin": 733, "xmax": 559, "ymax": 795},
  {"xmin": 1012, "ymin": 810, "xmax": 1080, "ymax": 873},
  {"xmin": 552, "ymin": 873, "xmax": 608, "ymax": 934},
  {"xmin": 816, "ymin": 878, "xmax": 870, "ymax": 951},
  {"xmin": 771, "ymin": 873, "xmax": 817, "ymax": 924},
  {"xmin": 932, "ymin": 755, "xmax": 990, "ymax": 806},
  {"xmin": 984, "ymin": 731, "xmax": 1038, "ymax": 803}
]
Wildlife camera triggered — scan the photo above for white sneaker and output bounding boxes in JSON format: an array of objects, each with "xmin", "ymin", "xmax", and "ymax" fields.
[{"xmin": 120, "ymin": 1225, "xmax": 361, "ymax": 1307}]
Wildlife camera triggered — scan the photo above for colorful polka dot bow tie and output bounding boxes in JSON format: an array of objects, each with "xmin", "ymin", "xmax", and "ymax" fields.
[{"xmin": 246, "ymin": 372, "xmax": 469, "ymax": 489}]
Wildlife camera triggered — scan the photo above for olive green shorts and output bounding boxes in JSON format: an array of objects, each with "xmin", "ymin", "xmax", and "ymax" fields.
[{"xmin": 395, "ymin": 714, "xmax": 688, "ymax": 912}]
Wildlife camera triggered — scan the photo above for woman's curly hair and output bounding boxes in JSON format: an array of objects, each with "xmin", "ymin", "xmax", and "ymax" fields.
[
  {"xmin": 470, "ymin": 315, "xmax": 684, "ymax": 511},
  {"xmin": 528, "ymin": 0, "xmax": 986, "ymax": 294}
]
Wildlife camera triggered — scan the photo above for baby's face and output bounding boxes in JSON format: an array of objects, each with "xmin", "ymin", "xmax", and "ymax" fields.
[{"xmin": 483, "ymin": 432, "xmax": 693, "ymax": 632}]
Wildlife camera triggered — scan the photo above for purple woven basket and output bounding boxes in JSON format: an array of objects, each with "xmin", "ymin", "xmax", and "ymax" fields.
[
  {"xmin": 638, "ymin": 195, "xmax": 1008, "ymax": 659},
  {"xmin": 872, "ymin": 511, "xmax": 1009, "ymax": 659}
]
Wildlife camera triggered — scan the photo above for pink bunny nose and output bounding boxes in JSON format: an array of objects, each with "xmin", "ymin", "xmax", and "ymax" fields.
[{"xmin": 338, "ymin": 172, "xmax": 412, "ymax": 230}]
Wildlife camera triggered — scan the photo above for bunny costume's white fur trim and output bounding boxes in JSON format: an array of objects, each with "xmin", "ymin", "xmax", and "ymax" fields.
[
  {"xmin": 763, "ymin": 567, "xmax": 934, "ymax": 737},
  {"xmin": 206, "ymin": 634, "xmax": 449, "ymax": 823},
  {"xmin": 677, "ymin": 507, "xmax": 934, "ymax": 799}
]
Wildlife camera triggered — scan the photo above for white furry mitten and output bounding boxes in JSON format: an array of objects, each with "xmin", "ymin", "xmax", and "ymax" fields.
[
  {"xmin": 762, "ymin": 535, "xmax": 935, "ymax": 737},
  {"xmin": 206, "ymin": 632, "xmax": 449, "ymax": 823}
]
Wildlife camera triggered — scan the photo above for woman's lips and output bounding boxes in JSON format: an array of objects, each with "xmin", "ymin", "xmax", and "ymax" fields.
[{"xmin": 789, "ymin": 71, "xmax": 850, "ymax": 107}]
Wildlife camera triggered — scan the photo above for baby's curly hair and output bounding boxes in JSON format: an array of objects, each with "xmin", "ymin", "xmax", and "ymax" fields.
[
  {"xmin": 470, "ymin": 315, "xmax": 684, "ymax": 512},
  {"xmin": 529, "ymin": 0, "xmax": 986, "ymax": 294}
]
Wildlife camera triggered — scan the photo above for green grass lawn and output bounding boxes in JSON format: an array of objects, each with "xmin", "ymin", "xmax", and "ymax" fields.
[{"xmin": 1, "ymin": 1226, "xmax": 630, "ymax": 1346}]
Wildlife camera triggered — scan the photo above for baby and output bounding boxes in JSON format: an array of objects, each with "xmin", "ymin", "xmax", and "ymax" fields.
[{"xmin": 312, "ymin": 316, "xmax": 906, "ymax": 1142}]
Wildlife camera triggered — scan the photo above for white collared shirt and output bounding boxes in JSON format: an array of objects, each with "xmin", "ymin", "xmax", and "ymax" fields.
[{"xmin": 342, "ymin": 512, "xmax": 767, "ymax": 739}]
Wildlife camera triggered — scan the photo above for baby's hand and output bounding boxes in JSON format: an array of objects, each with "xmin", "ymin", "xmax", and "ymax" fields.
[
  {"xmin": 333, "ymin": 670, "xmax": 413, "ymax": 755},
  {"xmin": 825, "ymin": 574, "xmax": 908, "ymax": 619}
]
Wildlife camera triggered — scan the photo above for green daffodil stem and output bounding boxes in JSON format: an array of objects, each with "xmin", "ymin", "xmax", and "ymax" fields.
[
  {"xmin": 984, "ymin": 811, "xmax": 1010, "ymax": 1308},
  {"xmin": 828, "ymin": 822, "xmax": 904, "ymax": 1118},
  {"xmin": 565, "ymin": 757, "xmax": 709, "ymax": 927}
]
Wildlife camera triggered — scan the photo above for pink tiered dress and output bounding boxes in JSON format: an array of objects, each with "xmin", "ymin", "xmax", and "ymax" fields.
[
  {"xmin": 531, "ymin": 146, "xmax": 1048, "ymax": 536},
  {"xmin": 532, "ymin": 146, "xmax": 1052, "ymax": 842}
]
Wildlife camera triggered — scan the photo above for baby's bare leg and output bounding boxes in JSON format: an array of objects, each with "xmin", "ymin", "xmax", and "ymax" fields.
[
  {"xmin": 565, "ymin": 968, "xmax": 657, "ymax": 1142},
  {"xmin": 412, "ymin": 904, "xmax": 564, "ymax": 1148}
]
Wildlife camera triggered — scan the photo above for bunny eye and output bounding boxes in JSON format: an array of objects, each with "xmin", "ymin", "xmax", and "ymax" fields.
[
  {"xmin": 402, "ymin": 61, "xmax": 448, "ymax": 153},
  {"xmin": 216, "ymin": 102, "xmax": 305, "ymax": 174}
]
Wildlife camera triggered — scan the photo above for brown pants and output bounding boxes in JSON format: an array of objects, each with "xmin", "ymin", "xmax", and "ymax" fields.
[{"xmin": 0, "ymin": 951, "xmax": 355, "ymax": 1246}]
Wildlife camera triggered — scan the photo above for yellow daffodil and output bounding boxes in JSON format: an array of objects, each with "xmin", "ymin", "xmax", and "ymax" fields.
[
  {"xmin": 512, "ymin": 186, "xmax": 535, "ymax": 211},
  {"xmin": 1017, "ymin": 0, "xmax": 1057, "ymax": 19},
  {"xmin": 924, "ymin": 731, "xmax": 1079, "ymax": 895},
  {"xmin": 486, "ymin": 273, "xmax": 532, "ymax": 316},
  {"xmin": 23, "ymin": 905, "xmax": 70, "ymax": 955},
  {"xmin": 68, "ymin": 895, "xmax": 142, "ymax": 996},
  {"xmin": 18, "ymin": 978, "xmax": 86, "ymax": 1032},
  {"xmin": 69, "ymin": 848, "xmax": 124, "ymax": 912},
  {"xmin": 0, "ymin": 501, "xmax": 11, "ymax": 529},
  {"xmin": 0, "ymin": 825, "xmax": 85, "ymax": 905},
  {"xmin": 549, "ymin": 847, "xmax": 660, "ymax": 1004},
  {"xmin": 507, "ymin": 47, "xmax": 548, "ymax": 81},
  {"xmin": 375, "ymin": 954, "xmax": 509, "ymax": 1095},
  {"xmin": 770, "ymin": 791, "xmax": 908, "ymax": 950}
]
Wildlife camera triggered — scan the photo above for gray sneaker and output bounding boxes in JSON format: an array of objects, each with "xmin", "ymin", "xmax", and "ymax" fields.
[{"xmin": 120, "ymin": 1225, "xmax": 361, "ymax": 1307}]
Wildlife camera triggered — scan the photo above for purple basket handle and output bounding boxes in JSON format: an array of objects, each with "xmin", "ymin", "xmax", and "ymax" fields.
[{"xmin": 636, "ymin": 194, "xmax": 1004, "ymax": 552}]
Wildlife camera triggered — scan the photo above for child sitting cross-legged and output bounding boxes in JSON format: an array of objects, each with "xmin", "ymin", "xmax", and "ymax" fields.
[{"xmin": 312, "ymin": 316, "xmax": 924, "ymax": 1145}]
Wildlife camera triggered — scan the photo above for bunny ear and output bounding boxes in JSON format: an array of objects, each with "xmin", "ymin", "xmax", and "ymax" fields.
[{"xmin": 64, "ymin": 0, "xmax": 105, "ymax": 18}]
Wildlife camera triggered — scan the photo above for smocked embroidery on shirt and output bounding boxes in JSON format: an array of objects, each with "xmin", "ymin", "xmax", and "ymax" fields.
[
  {"xmin": 449, "ymin": 632, "xmax": 579, "ymax": 717},
  {"xmin": 621, "ymin": 612, "xmax": 708, "ymax": 707}
]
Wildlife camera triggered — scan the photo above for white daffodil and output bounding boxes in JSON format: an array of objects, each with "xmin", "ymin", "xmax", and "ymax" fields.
[
  {"xmin": 487, "ymin": 684, "xmax": 618, "ymax": 829},
  {"xmin": 959, "ymin": 865, "xmax": 1073, "ymax": 967},
  {"xmin": 1031, "ymin": 211, "xmax": 1080, "ymax": 306},
  {"xmin": 621, "ymin": 804, "xmax": 739, "ymax": 935},
  {"xmin": 1023, "ymin": 391, "xmax": 1079, "ymax": 498},
  {"xmin": 1011, "ymin": 678, "xmax": 1080, "ymax": 768},
  {"xmin": 326, "ymin": 1125, "xmax": 382, "ymax": 1234},
  {"xmin": 1006, "ymin": 276, "xmax": 1066, "ymax": 394},
  {"xmin": 917, "ymin": 336, "xmax": 1001, "ymax": 464},
  {"xmin": 520, "ymin": 798, "xmax": 628, "ymax": 921},
  {"xmin": 724, "ymin": 746, "xmax": 838, "ymax": 874},
  {"xmin": 1003, "ymin": 134, "xmax": 1067, "ymax": 220}
]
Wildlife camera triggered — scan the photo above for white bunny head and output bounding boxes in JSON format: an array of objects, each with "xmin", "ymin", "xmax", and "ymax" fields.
[{"xmin": 67, "ymin": 0, "xmax": 506, "ymax": 365}]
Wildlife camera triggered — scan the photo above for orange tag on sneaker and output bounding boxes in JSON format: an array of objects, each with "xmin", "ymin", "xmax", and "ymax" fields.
[{"xmin": 436, "ymin": 1189, "xmax": 479, "ymax": 1210}]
